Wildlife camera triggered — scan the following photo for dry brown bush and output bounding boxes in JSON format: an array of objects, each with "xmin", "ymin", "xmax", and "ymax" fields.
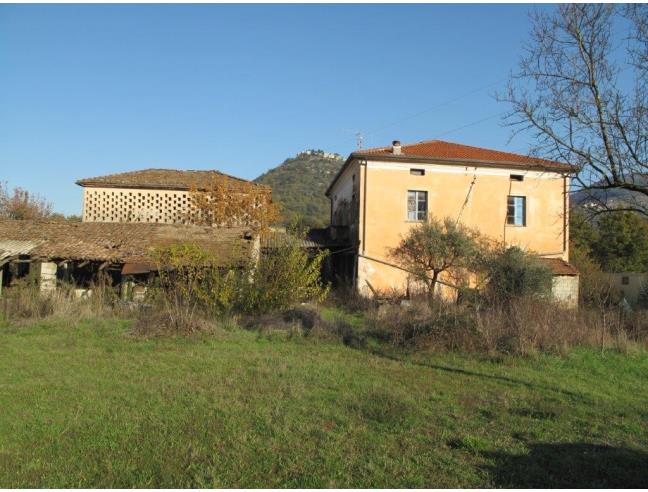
[
  {"xmin": 366, "ymin": 297, "xmax": 648, "ymax": 356},
  {"xmin": 131, "ymin": 306, "xmax": 218, "ymax": 338},
  {"xmin": 0, "ymin": 278, "xmax": 126, "ymax": 325},
  {"xmin": 240, "ymin": 305, "xmax": 320, "ymax": 335},
  {"xmin": 325, "ymin": 286, "xmax": 377, "ymax": 313}
]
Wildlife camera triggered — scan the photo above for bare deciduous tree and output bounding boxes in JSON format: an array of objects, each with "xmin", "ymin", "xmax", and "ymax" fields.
[
  {"xmin": 0, "ymin": 183, "xmax": 53, "ymax": 220},
  {"xmin": 499, "ymin": 4, "xmax": 648, "ymax": 216}
]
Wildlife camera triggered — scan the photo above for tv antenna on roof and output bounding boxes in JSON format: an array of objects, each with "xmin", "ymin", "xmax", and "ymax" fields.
[
  {"xmin": 340, "ymin": 129, "xmax": 365, "ymax": 150},
  {"xmin": 355, "ymin": 132, "xmax": 364, "ymax": 150}
]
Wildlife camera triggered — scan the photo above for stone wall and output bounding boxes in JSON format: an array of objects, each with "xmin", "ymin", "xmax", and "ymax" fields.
[{"xmin": 551, "ymin": 275, "xmax": 579, "ymax": 308}]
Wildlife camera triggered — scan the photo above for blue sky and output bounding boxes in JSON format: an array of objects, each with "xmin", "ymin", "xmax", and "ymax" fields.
[{"xmin": 1, "ymin": 4, "xmax": 550, "ymax": 215}]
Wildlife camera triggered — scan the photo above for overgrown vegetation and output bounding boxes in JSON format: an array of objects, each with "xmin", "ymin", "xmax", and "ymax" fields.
[
  {"xmin": 188, "ymin": 174, "xmax": 281, "ymax": 231},
  {"xmin": 2, "ymin": 219, "xmax": 648, "ymax": 487},
  {"xmin": 569, "ymin": 210, "xmax": 648, "ymax": 308},
  {"xmin": 484, "ymin": 246, "xmax": 553, "ymax": 303},
  {"xmin": 390, "ymin": 219, "xmax": 554, "ymax": 307},
  {"xmin": 571, "ymin": 210, "xmax": 648, "ymax": 273},
  {"xmin": 0, "ymin": 275, "xmax": 124, "ymax": 324},
  {"xmin": 362, "ymin": 298, "xmax": 646, "ymax": 356},
  {"xmin": 132, "ymin": 232, "xmax": 329, "ymax": 336}
]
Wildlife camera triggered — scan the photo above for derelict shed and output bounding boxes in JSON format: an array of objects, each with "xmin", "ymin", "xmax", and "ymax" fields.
[
  {"xmin": 539, "ymin": 257, "xmax": 580, "ymax": 307},
  {"xmin": 0, "ymin": 220, "xmax": 256, "ymax": 298}
]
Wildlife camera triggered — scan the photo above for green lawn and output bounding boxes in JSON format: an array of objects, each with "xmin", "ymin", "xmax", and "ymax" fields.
[{"xmin": 1, "ymin": 317, "xmax": 647, "ymax": 487}]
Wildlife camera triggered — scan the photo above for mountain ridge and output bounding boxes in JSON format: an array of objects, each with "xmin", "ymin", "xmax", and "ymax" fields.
[{"xmin": 254, "ymin": 150, "xmax": 344, "ymax": 228}]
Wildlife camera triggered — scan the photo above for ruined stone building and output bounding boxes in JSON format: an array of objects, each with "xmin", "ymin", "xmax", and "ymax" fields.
[{"xmin": 0, "ymin": 169, "xmax": 267, "ymax": 297}]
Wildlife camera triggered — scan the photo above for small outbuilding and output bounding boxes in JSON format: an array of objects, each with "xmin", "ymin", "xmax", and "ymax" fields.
[{"xmin": 539, "ymin": 257, "xmax": 580, "ymax": 308}]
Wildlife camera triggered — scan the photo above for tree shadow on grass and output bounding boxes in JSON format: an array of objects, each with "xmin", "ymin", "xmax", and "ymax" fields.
[
  {"xmin": 484, "ymin": 442, "xmax": 648, "ymax": 488},
  {"xmin": 362, "ymin": 346, "xmax": 587, "ymax": 400}
]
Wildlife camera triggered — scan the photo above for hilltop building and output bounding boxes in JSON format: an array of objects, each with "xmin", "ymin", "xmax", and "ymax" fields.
[{"xmin": 297, "ymin": 150, "xmax": 342, "ymax": 160}]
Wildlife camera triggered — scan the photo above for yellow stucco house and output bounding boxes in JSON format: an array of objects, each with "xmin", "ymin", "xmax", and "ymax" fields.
[{"xmin": 326, "ymin": 139, "xmax": 579, "ymax": 306}]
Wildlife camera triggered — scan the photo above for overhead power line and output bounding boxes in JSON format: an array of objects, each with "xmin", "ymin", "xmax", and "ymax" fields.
[
  {"xmin": 432, "ymin": 111, "xmax": 507, "ymax": 140},
  {"xmin": 338, "ymin": 77, "xmax": 508, "ymax": 149},
  {"xmin": 365, "ymin": 77, "xmax": 508, "ymax": 140}
]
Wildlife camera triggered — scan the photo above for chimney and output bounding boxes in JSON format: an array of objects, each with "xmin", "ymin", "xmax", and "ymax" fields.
[{"xmin": 392, "ymin": 140, "xmax": 402, "ymax": 155}]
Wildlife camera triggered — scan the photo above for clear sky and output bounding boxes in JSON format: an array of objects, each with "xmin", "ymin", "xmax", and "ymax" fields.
[{"xmin": 0, "ymin": 3, "xmax": 551, "ymax": 215}]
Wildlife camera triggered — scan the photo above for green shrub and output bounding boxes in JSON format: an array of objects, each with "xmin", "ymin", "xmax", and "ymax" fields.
[
  {"xmin": 146, "ymin": 244, "xmax": 228, "ymax": 333},
  {"xmin": 486, "ymin": 247, "xmax": 553, "ymax": 303},
  {"xmin": 141, "ymin": 232, "xmax": 330, "ymax": 334},
  {"xmin": 237, "ymin": 231, "xmax": 329, "ymax": 314}
]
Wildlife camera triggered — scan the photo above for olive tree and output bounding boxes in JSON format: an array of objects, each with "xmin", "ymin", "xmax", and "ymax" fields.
[{"xmin": 390, "ymin": 217, "xmax": 491, "ymax": 299}]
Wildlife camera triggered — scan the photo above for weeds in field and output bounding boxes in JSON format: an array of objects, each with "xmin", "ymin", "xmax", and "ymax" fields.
[
  {"xmin": 361, "ymin": 296, "xmax": 648, "ymax": 355},
  {"xmin": 0, "ymin": 276, "xmax": 126, "ymax": 325}
]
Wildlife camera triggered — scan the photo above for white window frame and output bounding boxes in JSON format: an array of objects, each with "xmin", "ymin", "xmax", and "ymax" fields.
[{"xmin": 407, "ymin": 190, "xmax": 428, "ymax": 222}]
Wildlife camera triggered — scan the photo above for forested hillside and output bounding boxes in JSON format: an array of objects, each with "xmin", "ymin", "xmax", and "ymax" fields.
[{"xmin": 255, "ymin": 150, "xmax": 344, "ymax": 228}]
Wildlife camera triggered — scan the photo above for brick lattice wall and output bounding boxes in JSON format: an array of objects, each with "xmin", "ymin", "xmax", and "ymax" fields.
[{"xmin": 82, "ymin": 187, "xmax": 194, "ymax": 224}]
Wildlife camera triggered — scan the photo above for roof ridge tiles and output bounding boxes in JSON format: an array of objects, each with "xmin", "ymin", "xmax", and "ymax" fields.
[{"xmin": 76, "ymin": 168, "xmax": 264, "ymax": 190}]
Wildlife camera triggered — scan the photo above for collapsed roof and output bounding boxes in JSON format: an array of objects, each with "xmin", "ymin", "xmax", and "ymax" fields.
[{"xmin": 0, "ymin": 220, "xmax": 254, "ymax": 266}]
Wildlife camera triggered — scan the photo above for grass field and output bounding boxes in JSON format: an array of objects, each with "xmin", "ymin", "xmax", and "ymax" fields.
[{"xmin": 1, "ymin": 316, "xmax": 648, "ymax": 487}]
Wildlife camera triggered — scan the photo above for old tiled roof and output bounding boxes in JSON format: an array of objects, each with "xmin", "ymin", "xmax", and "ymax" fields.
[
  {"xmin": 261, "ymin": 228, "xmax": 334, "ymax": 250},
  {"xmin": 76, "ymin": 168, "xmax": 268, "ymax": 191},
  {"xmin": 540, "ymin": 257, "xmax": 579, "ymax": 276},
  {"xmin": 326, "ymin": 139, "xmax": 574, "ymax": 196},
  {"xmin": 0, "ymin": 240, "xmax": 42, "ymax": 265},
  {"xmin": 356, "ymin": 140, "xmax": 572, "ymax": 172},
  {"xmin": 0, "ymin": 220, "xmax": 254, "ymax": 266}
]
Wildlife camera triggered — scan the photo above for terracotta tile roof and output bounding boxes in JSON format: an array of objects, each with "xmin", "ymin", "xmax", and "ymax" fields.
[
  {"xmin": 0, "ymin": 220, "xmax": 254, "ymax": 266},
  {"xmin": 0, "ymin": 240, "xmax": 42, "ymax": 265},
  {"xmin": 76, "ymin": 168, "xmax": 267, "ymax": 191},
  {"xmin": 355, "ymin": 140, "xmax": 572, "ymax": 172},
  {"xmin": 540, "ymin": 257, "xmax": 579, "ymax": 276}
]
